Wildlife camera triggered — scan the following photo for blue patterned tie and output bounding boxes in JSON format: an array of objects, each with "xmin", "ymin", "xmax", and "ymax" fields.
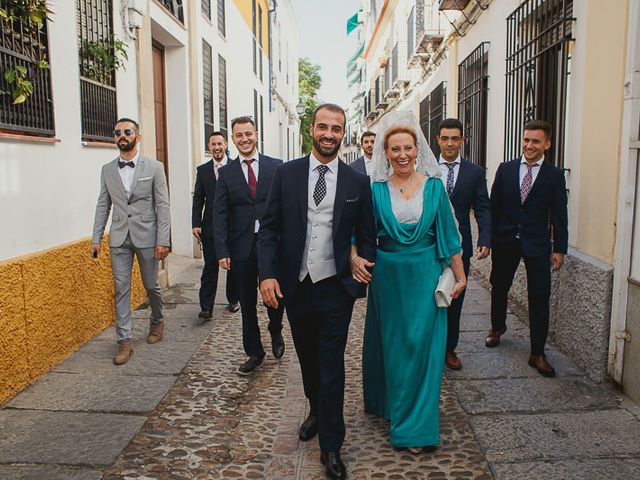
[{"xmin": 446, "ymin": 163, "xmax": 457, "ymax": 196}]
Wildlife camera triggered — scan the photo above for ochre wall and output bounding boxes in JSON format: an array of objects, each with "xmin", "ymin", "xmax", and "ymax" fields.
[
  {"xmin": 0, "ymin": 238, "xmax": 146, "ymax": 404},
  {"xmin": 232, "ymin": 0, "xmax": 270, "ymax": 56}
]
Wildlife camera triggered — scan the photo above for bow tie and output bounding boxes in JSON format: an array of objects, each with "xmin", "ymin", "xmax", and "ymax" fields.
[{"xmin": 118, "ymin": 160, "xmax": 135, "ymax": 169}]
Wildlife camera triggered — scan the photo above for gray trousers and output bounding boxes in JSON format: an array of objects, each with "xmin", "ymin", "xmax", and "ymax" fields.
[{"xmin": 110, "ymin": 235, "xmax": 163, "ymax": 342}]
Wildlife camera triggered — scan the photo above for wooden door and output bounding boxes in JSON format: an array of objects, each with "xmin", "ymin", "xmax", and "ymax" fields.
[{"xmin": 152, "ymin": 45, "xmax": 169, "ymax": 183}]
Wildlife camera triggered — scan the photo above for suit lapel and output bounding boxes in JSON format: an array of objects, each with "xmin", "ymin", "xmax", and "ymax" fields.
[
  {"xmin": 510, "ymin": 159, "xmax": 521, "ymax": 199},
  {"xmin": 109, "ymin": 159, "xmax": 127, "ymax": 198},
  {"xmin": 332, "ymin": 161, "xmax": 348, "ymax": 237},
  {"xmin": 450, "ymin": 160, "xmax": 467, "ymax": 199},
  {"xmin": 232, "ymin": 157, "xmax": 252, "ymax": 200},
  {"xmin": 130, "ymin": 156, "xmax": 145, "ymax": 194},
  {"xmin": 298, "ymin": 157, "xmax": 310, "ymax": 227},
  {"xmin": 256, "ymin": 154, "xmax": 269, "ymax": 201}
]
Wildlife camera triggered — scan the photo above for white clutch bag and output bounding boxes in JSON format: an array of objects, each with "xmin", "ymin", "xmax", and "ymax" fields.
[{"xmin": 435, "ymin": 266, "xmax": 455, "ymax": 308}]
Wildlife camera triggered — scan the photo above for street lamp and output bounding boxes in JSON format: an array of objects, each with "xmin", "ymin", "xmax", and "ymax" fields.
[{"xmin": 296, "ymin": 99, "xmax": 305, "ymax": 116}]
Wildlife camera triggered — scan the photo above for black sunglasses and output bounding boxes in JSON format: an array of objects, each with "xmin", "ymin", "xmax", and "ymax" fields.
[{"xmin": 113, "ymin": 128, "xmax": 136, "ymax": 137}]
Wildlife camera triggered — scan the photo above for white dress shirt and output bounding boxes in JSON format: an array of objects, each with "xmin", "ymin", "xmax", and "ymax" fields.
[
  {"xmin": 213, "ymin": 156, "xmax": 228, "ymax": 179},
  {"xmin": 299, "ymin": 153, "xmax": 339, "ymax": 282},
  {"xmin": 519, "ymin": 155, "xmax": 544, "ymax": 187},
  {"xmin": 239, "ymin": 152, "xmax": 260, "ymax": 233},
  {"xmin": 118, "ymin": 152, "xmax": 140, "ymax": 199},
  {"xmin": 363, "ymin": 155, "xmax": 373, "ymax": 178},
  {"xmin": 438, "ymin": 154, "xmax": 461, "ymax": 189}
]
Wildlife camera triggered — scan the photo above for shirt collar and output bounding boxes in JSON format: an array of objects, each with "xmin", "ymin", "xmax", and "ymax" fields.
[
  {"xmin": 438, "ymin": 154, "xmax": 460, "ymax": 165},
  {"xmin": 240, "ymin": 152, "xmax": 259, "ymax": 163},
  {"xmin": 521, "ymin": 155, "xmax": 544, "ymax": 167},
  {"xmin": 310, "ymin": 152, "xmax": 339, "ymax": 174},
  {"xmin": 213, "ymin": 156, "xmax": 227, "ymax": 166},
  {"xmin": 119, "ymin": 152, "xmax": 140, "ymax": 165}
]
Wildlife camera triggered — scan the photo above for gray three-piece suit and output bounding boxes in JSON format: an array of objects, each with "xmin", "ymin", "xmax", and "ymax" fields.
[{"xmin": 92, "ymin": 155, "xmax": 170, "ymax": 342}]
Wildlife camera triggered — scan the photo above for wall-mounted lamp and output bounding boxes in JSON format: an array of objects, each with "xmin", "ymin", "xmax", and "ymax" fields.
[
  {"xmin": 127, "ymin": 0, "xmax": 146, "ymax": 32},
  {"xmin": 296, "ymin": 99, "xmax": 305, "ymax": 116}
]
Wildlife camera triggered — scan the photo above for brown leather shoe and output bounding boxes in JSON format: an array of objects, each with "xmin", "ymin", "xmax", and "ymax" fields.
[
  {"xmin": 445, "ymin": 351, "xmax": 462, "ymax": 370},
  {"xmin": 113, "ymin": 342, "xmax": 133, "ymax": 365},
  {"xmin": 485, "ymin": 328, "xmax": 506, "ymax": 348},
  {"xmin": 528, "ymin": 355, "xmax": 556, "ymax": 377},
  {"xmin": 147, "ymin": 321, "xmax": 164, "ymax": 344}
]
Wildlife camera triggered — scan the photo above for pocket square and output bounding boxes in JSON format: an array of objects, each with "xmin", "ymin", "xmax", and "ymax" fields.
[
  {"xmin": 138, "ymin": 176, "xmax": 152, "ymax": 181},
  {"xmin": 345, "ymin": 197, "xmax": 359, "ymax": 203}
]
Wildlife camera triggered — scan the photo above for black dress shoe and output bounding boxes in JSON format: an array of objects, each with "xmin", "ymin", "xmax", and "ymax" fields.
[
  {"xmin": 320, "ymin": 451, "xmax": 347, "ymax": 480},
  {"xmin": 198, "ymin": 310, "xmax": 212, "ymax": 320},
  {"xmin": 298, "ymin": 414, "xmax": 318, "ymax": 441},
  {"xmin": 271, "ymin": 333, "xmax": 285, "ymax": 359},
  {"xmin": 237, "ymin": 356, "xmax": 263, "ymax": 375},
  {"xmin": 226, "ymin": 302, "xmax": 240, "ymax": 313}
]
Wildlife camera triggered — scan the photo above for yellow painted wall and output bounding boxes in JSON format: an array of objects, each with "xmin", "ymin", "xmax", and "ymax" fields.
[
  {"xmin": 0, "ymin": 238, "xmax": 146, "ymax": 404},
  {"xmin": 232, "ymin": 0, "xmax": 270, "ymax": 56},
  {"xmin": 575, "ymin": 0, "xmax": 628, "ymax": 263}
]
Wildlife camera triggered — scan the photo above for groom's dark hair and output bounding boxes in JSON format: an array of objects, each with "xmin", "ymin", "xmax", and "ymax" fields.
[
  {"xmin": 437, "ymin": 118, "xmax": 463, "ymax": 136},
  {"xmin": 311, "ymin": 103, "xmax": 346, "ymax": 129}
]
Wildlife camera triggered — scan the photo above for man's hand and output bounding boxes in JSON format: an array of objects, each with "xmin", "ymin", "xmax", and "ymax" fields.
[
  {"xmin": 351, "ymin": 255, "xmax": 375, "ymax": 284},
  {"xmin": 156, "ymin": 245, "xmax": 170, "ymax": 260},
  {"xmin": 552, "ymin": 253, "xmax": 565, "ymax": 271},
  {"xmin": 219, "ymin": 258, "xmax": 231, "ymax": 270},
  {"xmin": 192, "ymin": 227, "xmax": 202, "ymax": 242},
  {"xmin": 90, "ymin": 244, "xmax": 101, "ymax": 259},
  {"xmin": 476, "ymin": 246, "xmax": 490, "ymax": 260},
  {"xmin": 260, "ymin": 278, "xmax": 283, "ymax": 309}
]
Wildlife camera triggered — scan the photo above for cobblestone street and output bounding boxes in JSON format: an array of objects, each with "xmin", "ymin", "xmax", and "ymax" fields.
[{"xmin": 2, "ymin": 255, "xmax": 640, "ymax": 479}]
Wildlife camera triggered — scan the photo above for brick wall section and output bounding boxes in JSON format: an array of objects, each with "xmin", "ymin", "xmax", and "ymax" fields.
[{"xmin": 0, "ymin": 238, "xmax": 146, "ymax": 404}]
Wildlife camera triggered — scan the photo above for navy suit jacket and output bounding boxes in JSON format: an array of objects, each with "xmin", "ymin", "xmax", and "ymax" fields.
[
  {"xmin": 258, "ymin": 156, "xmax": 377, "ymax": 304},
  {"xmin": 214, "ymin": 154, "xmax": 283, "ymax": 262},
  {"xmin": 191, "ymin": 160, "xmax": 220, "ymax": 238},
  {"xmin": 490, "ymin": 158, "xmax": 568, "ymax": 256},
  {"xmin": 448, "ymin": 159, "xmax": 491, "ymax": 258},
  {"xmin": 350, "ymin": 156, "xmax": 367, "ymax": 175}
]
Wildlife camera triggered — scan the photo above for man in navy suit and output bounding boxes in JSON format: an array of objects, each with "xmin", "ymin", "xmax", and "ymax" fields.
[
  {"xmin": 214, "ymin": 117, "xmax": 285, "ymax": 375},
  {"xmin": 349, "ymin": 131, "xmax": 376, "ymax": 177},
  {"xmin": 436, "ymin": 118, "xmax": 491, "ymax": 370},
  {"xmin": 192, "ymin": 132, "xmax": 239, "ymax": 320},
  {"xmin": 486, "ymin": 120, "xmax": 568, "ymax": 377},
  {"xmin": 258, "ymin": 104, "xmax": 376, "ymax": 480}
]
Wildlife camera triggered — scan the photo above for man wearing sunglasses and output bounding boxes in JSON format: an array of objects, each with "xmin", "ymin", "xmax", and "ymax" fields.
[{"xmin": 91, "ymin": 118, "xmax": 171, "ymax": 365}]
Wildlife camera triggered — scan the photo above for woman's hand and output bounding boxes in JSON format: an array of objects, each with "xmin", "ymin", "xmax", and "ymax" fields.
[
  {"xmin": 450, "ymin": 279, "xmax": 466, "ymax": 299},
  {"xmin": 351, "ymin": 255, "xmax": 375, "ymax": 284}
]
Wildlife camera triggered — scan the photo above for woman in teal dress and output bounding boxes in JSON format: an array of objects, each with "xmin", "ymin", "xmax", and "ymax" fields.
[{"xmin": 351, "ymin": 115, "xmax": 466, "ymax": 453}]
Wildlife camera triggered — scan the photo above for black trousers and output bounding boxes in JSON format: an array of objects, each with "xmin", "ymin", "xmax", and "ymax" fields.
[
  {"xmin": 446, "ymin": 256, "xmax": 471, "ymax": 352},
  {"xmin": 233, "ymin": 237, "xmax": 283, "ymax": 358},
  {"xmin": 200, "ymin": 236, "xmax": 238, "ymax": 312},
  {"xmin": 286, "ymin": 275, "xmax": 354, "ymax": 453},
  {"xmin": 490, "ymin": 240, "xmax": 551, "ymax": 356}
]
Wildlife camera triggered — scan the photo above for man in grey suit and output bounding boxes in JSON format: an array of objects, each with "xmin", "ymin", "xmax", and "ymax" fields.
[
  {"xmin": 349, "ymin": 131, "xmax": 376, "ymax": 177},
  {"xmin": 91, "ymin": 118, "xmax": 171, "ymax": 365}
]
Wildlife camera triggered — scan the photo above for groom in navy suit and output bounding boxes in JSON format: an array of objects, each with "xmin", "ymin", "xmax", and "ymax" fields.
[
  {"xmin": 436, "ymin": 118, "xmax": 491, "ymax": 370},
  {"xmin": 214, "ymin": 116, "xmax": 285, "ymax": 376},
  {"xmin": 486, "ymin": 120, "xmax": 568, "ymax": 378},
  {"xmin": 258, "ymin": 104, "xmax": 376, "ymax": 480}
]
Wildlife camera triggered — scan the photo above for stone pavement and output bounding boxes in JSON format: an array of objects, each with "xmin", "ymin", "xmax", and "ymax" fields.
[{"xmin": 1, "ymin": 255, "xmax": 640, "ymax": 479}]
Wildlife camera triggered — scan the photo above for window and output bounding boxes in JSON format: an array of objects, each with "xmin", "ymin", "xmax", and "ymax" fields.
[
  {"xmin": 202, "ymin": 0, "xmax": 211, "ymax": 20},
  {"xmin": 260, "ymin": 94, "xmax": 264, "ymax": 152},
  {"xmin": 258, "ymin": 5, "xmax": 263, "ymax": 81},
  {"xmin": 158, "ymin": 0, "xmax": 184, "ymax": 24},
  {"xmin": 407, "ymin": 7, "xmax": 414, "ymax": 60},
  {"xmin": 78, "ymin": 0, "xmax": 118, "ymax": 142},
  {"xmin": 203, "ymin": 40, "xmax": 214, "ymax": 148},
  {"xmin": 504, "ymin": 0, "xmax": 574, "ymax": 167},
  {"xmin": 0, "ymin": 0, "xmax": 54, "ymax": 135},
  {"xmin": 252, "ymin": 0, "xmax": 257, "ymax": 75},
  {"xmin": 419, "ymin": 82, "xmax": 446, "ymax": 158},
  {"xmin": 391, "ymin": 43, "xmax": 399, "ymax": 84},
  {"xmin": 218, "ymin": 55, "xmax": 228, "ymax": 138},
  {"xmin": 217, "ymin": 0, "xmax": 226, "ymax": 36},
  {"xmin": 458, "ymin": 43, "xmax": 489, "ymax": 167},
  {"xmin": 253, "ymin": 89, "xmax": 258, "ymax": 143}
]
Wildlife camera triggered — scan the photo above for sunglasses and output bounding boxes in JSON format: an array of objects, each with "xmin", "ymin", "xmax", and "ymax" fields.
[{"xmin": 113, "ymin": 128, "xmax": 136, "ymax": 137}]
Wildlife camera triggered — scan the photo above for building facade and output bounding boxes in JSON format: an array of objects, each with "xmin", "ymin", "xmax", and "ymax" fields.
[
  {"xmin": 0, "ymin": 0, "xmax": 300, "ymax": 403},
  {"xmin": 351, "ymin": 0, "xmax": 637, "ymax": 397}
]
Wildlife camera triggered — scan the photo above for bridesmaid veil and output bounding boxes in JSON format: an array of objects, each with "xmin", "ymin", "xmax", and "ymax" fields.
[{"xmin": 369, "ymin": 110, "xmax": 442, "ymax": 183}]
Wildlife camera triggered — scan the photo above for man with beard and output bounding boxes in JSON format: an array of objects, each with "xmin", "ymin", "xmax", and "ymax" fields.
[
  {"xmin": 91, "ymin": 118, "xmax": 170, "ymax": 365},
  {"xmin": 214, "ymin": 116, "xmax": 285, "ymax": 375},
  {"xmin": 192, "ymin": 131, "xmax": 240, "ymax": 320},
  {"xmin": 349, "ymin": 131, "xmax": 376, "ymax": 178},
  {"xmin": 258, "ymin": 104, "xmax": 376, "ymax": 480}
]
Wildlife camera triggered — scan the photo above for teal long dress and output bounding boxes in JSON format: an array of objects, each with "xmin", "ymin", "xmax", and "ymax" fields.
[{"xmin": 362, "ymin": 177, "xmax": 461, "ymax": 448}]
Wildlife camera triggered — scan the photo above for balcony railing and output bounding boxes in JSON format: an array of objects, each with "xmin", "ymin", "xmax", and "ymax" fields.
[{"xmin": 408, "ymin": 0, "xmax": 445, "ymax": 68}]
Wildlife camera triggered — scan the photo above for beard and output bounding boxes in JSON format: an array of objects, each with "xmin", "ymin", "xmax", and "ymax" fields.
[
  {"xmin": 117, "ymin": 139, "xmax": 136, "ymax": 152},
  {"xmin": 313, "ymin": 136, "xmax": 340, "ymax": 158}
]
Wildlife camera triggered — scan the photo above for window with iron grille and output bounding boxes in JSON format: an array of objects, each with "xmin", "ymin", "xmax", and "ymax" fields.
[
  {"xmin": 260, "ymin": 94, "xmax": 264, "ymax": 151},
  {"xmin": 258, "ymin": 4, "xmax": 263, "ymax": 81},
  {"xmin": 203, "ymin": 39, "xmax": 214, "ymax": 149},
  {"xmin": 158, "ymin": 0, "xmax": 184, "ymax": 24},
  {"xmin": 0, "ymin": 0, "xmax": 54, "ymax": 136},
  {"xmin": 458, "ymin": 42, "xmax": 489, "ymax": 168},
  {"xmin": 217, "ymin": 0, "xmax": 226, "ymax": 36},
  {"xmin": 504, "ymin": 0, "xmax": 574, "ymax": 168},
  {"xmin": 202, "ymin": 0, "xmax": 211, "ymax": 20},
  {"xmin": 391, "ymin": 43, "xmax": 399, "ymax": 84},
  {"xmin": 218, "ymin": 54, "xmax": 228, "ymax": 138},
  {"xmin": 252, "ymin": 0, "xmax": 257, "ymax": 75},
  {"xmin": 253, "ymin": 88, "xmax": 258, "ymax": 141},
  {"xmin": 78, "ymin": 0, "xmax": 118, "ymax": 142},
  {"xmin": 419, "ymin": 81, "xmax": 446, "ymax": 157},
  {"xmin": 407, "ymin": 7, "xmax": 414, "ymax": 60}
]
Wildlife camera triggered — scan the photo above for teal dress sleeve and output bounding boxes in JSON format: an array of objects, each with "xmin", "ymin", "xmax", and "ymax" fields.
[{"xmin": 432, "ymin": 178, "xmax": 462, "ymax": 263}]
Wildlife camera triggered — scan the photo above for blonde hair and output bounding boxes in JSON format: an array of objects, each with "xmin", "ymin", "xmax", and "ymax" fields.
[{"xmin": 383, "ymin": 125, "xmax": 418, "ymax": 149}]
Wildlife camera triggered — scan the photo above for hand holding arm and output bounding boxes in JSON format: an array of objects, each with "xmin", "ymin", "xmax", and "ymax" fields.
[{"xmin": 449, "ymin": 253, "xmax": 466, "ymax": 299}]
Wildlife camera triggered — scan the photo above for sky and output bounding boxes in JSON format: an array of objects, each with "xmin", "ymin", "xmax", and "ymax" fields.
[{"xmin": 291, "ymin": 0, "xmax": 362, "ymax": 107}]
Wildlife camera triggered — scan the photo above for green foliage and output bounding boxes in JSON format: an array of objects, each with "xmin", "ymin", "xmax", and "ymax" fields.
[
  {"xmin": 3, "ymin": 65, "xmax": 32, "ymax": 104},
  {"xmin": 298, "ymin": 57, "xmax": 322, "ymax": 154},
  {"xmin": 81, "ymin": 36, "xmax": 129, "ymax": 84}
]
